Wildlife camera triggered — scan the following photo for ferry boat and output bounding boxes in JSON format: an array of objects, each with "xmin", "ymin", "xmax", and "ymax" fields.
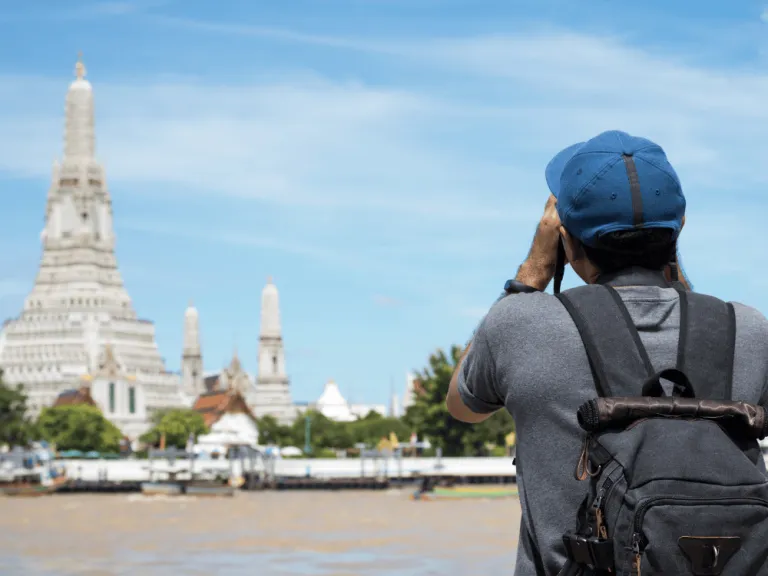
[
  {"xmin": 0, "ymin": 444, "xmax": 68, "ymax": 497},
  {"xmin": 412, "ymin": 484, "xmax": 518, "ymax": 501},
  {"xmin": 140, "ymin": 481, "xmax": 184, "ymax": 496},
  {"xmin": 140, "ymin": 447, "xmax": 237, "ymax": 497}
]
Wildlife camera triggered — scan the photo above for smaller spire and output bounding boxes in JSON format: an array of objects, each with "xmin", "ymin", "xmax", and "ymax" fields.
[
  {"xmin": 75, "ymin": 52, "xmax": 86, "ymax": 80},
  {"xmin": 267, "ymin": 275, "xmax": 273, "ymax": 284}
]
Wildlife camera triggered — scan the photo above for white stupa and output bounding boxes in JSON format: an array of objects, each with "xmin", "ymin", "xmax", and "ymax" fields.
[{"xmin": 316, "ymin": 379, "xmax": 355, "ymax": 422}]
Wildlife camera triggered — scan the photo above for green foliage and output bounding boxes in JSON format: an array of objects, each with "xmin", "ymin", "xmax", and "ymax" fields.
[
  {"xmin": 0, "ymin": 375, "xmax": 37, "ymax": 447},
  {"xmin": 139, "ymin": 409, "xmax": 209, "ymax": 449},
  {"xmin": 257, "ymin": 410, "xmax": 410, "ymax": 454},
  {"xmin": 256, "ymin": 415, "xmax": 295, "ymax": 446},
  {"xmin": 348, "ymin": 413, "xmax": 410, "ymax": 447},
  {"xmin": 292, "ymin": 410, "xmax": 355, "ymax": 452},
  {"xmin": 37, "ymin": 405, "xmax": 123, "ymax": 453},
  {"xmin": 312, "ymin": 448, "xmax": 338, "ymax": 459},
  {"xmin": 402, "ymin": 345, "xmax": 515, "ymax": 456}
]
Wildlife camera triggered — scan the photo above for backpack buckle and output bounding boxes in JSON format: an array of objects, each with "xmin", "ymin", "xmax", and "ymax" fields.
[{"xmin": 563, "ymin": 532, "xmax": 615, "ymax": 571}]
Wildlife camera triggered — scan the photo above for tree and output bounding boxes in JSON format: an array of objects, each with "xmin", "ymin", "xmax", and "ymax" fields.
[
  {"xmin": 291, "ymin": 410, "xmax": 355, "ymax": 452},
  {"xmin": 403, "ymin": 345, "xmax": 515, "ymax": 456},
  {"xmin": 257, "ymin": 415, "xmax": 296, "ymax": 446},
  {"xmin": 37, "ymin": 405, "xmax": 123, "ymax": 453},
  {"xmin": 349, "ymin": 414, "xmax": 410, "ymax": 447},
  {"xmin": 0, "ymin": 375, "xmax": 37, "ymax": 447},
  {"xmin": 139, "ymin": 409, "xmax": 208, "ymax": 449}
]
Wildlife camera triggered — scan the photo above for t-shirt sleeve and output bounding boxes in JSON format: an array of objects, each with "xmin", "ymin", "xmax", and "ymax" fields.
[{"xmin": 456, "ymin": 317, "xmax": 505, "ymax": 414}]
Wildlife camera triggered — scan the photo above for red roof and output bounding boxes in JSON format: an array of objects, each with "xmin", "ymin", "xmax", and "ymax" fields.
[
  {"xmin": 53, "ymin": 386, "xmax": 98, "ymax": 408},
  {"xmin": 192, "ymin": 389, "xmax": 255, "ymax": 427}
]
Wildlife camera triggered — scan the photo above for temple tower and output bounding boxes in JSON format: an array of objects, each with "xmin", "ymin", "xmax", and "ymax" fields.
[
  {"xmin": 252, "ymin": 277, "xmax": 296, "ymax": 425},
  {"xmin": 181, "ymin": 301, "xmax": 204, "ymax": 398},
  {"xmin": 0, "ymin": 56, "xmax": 185, "ymax": 434}
]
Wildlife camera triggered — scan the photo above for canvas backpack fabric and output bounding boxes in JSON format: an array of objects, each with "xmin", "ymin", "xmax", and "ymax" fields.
[{"xmin": 553, "ymin": 284, "xmax": 768, "ymax": 576}]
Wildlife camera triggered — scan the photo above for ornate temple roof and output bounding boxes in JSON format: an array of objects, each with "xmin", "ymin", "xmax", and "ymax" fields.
[
  {"xmin": 192, "ymin": 389, "xmax": 255, "ymax": 428},
  {"xmin": 53, "ymin": 386, "xmax": 98, "ymax": 408}
]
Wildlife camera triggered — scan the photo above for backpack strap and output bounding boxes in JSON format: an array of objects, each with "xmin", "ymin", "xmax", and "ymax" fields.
[
  {"xmin": 675, "ymin": 289, "xmax": 736, "ymax": 400},
  {"xmin": 557, "ymin": 284, "xmax": 654, "ymax": 398}
]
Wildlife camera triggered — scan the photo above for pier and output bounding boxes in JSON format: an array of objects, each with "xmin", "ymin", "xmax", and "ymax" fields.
[{"xmin": 45, "ymin": 453, "xmax": 517, "ymax": 493}]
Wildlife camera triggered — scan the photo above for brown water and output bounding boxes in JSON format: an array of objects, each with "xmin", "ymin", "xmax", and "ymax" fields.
[{"xmin": 0, "ymin": 490, "xmax": 521, "ymax": 575}]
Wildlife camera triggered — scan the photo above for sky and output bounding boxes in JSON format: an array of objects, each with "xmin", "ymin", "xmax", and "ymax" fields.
[{"xmin": 1, "ymin": 0, "xmax": 768, "ymax": 407}]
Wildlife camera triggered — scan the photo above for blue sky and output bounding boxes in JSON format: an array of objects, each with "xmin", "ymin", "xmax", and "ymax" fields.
[{"xmin": 1, "ymin": 0, "xmax": 768, "ymax": 406}]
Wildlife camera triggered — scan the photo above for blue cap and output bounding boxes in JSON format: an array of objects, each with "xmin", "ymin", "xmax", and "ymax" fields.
[{"xmin": 545, "ymin": 130, "xmax": 685, "ymax": 247}]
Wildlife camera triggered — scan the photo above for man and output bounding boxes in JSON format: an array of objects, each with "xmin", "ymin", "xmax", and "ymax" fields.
[{"xmin": 445, "ymin": 130, "xmax": 768, "ymax": 575}]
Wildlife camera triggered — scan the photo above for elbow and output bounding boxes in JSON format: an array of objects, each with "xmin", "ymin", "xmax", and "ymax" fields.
[
  {"xmin": 446, "ymin": 385, "xmax": 488, "ymax": 424},
  {"xmin": 446, "ymin": 375, "xmax": 466, "ymax": 420},
  {"xmin": 445, "ymin": 392, "xmax": 463, "ymax": 421}
]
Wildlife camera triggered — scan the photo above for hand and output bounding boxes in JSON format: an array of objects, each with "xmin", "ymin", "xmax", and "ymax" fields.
[{"xmin": 516, "ymin": 195, "xmax": 562, "ymax": 291}]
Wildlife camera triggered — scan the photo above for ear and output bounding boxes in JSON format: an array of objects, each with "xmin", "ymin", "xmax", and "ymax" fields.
[
  {"xmin": 681, "ymin": 215, "xmax": 686, "ymax": 230},
  {"xmin": 559, "ymin": 226, "xmax": 578, "ymax": 264}
]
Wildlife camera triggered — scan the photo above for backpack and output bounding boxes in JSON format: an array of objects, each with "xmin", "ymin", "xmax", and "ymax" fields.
[{"xmin": 553, "ymin": 284, "xmax": 768, "ymax": 576}]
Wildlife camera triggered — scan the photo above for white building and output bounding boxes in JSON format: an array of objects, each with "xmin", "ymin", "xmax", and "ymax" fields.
[
  {"xmin": 0, "ymin": 57, "xmax": 186, "ymax": 438},
  {"xmin": 192, "ymin": 388, "xmax": 259, "ymax": 451},
  {"xmin": 402, "ymin": 372, "xmax": 419, "ymax": 412},
  {"xmin": 309, "ymin": 379, "xmax": 386, "ymax": 422}
]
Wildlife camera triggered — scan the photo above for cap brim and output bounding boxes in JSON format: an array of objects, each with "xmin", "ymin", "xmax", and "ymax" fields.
[{"xmin": 545, "ymin": 142, "xmax": 584, "ymax": 198}]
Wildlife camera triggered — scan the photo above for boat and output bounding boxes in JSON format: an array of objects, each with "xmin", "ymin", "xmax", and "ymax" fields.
[
  {"xmin": 1, "ymin": 475, "xmax": 68, "ymax": 497},
  {"xmin": 183, "ymin": 481, "xmax": 235, "ymax": 497},
  {"xmin": 140, "ymin": 481, "xmax": 184, "ymax": 496},
  {"xmin": 412, "ymin": 485, "xmax": 518, "ymax": 501},
  {"xmin": 412, "ymin": 485, "xmax": 519, "ymax": 501},
  {"xmin": 411, "ymin": 476, "xmax": 518, "ymax": 501},
  {"xmin": 141, "ymin": 446, "xmax": 238, "ymax": 497},
  {"xmin": 0, "ymin": 444, "xmax": 68, "ymax": 497}
]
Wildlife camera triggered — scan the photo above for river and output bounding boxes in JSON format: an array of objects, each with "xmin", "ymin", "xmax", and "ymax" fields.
[{"xmin": 0, "ymin": 490, "xmax": 520, "ymax": 575}]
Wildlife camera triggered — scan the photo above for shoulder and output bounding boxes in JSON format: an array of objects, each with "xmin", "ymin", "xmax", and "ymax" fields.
[
  {"xmin": 731, "ymin": 301, "xmax": 768, "ymax": 341},
  {"xmin": 479, "ymin": 291, "xmax": 570, "ymax": 342}
]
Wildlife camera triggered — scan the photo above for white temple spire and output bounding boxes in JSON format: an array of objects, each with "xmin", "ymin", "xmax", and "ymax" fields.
[
  {"xmin": 402, "ymin": 372, "xmax": 417, "ymax": 412},
  {"xmin": 389, "ymin": 379, "xmax": 401, "ymax": 418},
  {"xmin": 181, "ymin": 301, "xmax": 204, "ymax": 398},
  {"xmin": 260, "ymin": 276, "xmax": 281, "ymax": 338},
  {"xmin": 64, "ymin": 53, "xmax": 95, "ymax": 161},
  {"xmin": 254, "ymin": 277, "xmax": 295, "ymax": 425},
  {"xmin": 183, "ymin": 300, "xmax": 201, "ymax": 355},
  {"xmin": 0, "ymin": 60, "xmax": 186, "ymax": 440}
]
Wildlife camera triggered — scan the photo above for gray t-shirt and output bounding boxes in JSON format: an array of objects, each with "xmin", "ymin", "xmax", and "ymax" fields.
[{"xmin": 457, "ymin": 281, "xmax": 768, "ymax": 576}]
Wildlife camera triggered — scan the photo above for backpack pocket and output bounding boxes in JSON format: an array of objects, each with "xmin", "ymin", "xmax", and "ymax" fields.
[{"xmin": 629, "ymin": 496, "xmax": 768, "ymax": 575}]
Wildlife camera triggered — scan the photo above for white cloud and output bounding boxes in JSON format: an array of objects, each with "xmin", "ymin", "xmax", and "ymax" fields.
[
  {"xmin": 119, "ymin": 219, "xmax": 346, "ymax": 262},
  {"xmin": 0, "ymin": 74, "xmax": 517, "ymax": 223},
  {"xmin": 126, "ymin": 19, "xmax": 768, "ymax": 194},
  {"xmin": 2, "ymin": 26, "xmax": 768, "ymax": 303}
]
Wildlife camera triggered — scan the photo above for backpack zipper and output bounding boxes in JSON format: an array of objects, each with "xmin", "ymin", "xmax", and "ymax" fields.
[
  {"xmin": 630, "ymin": 496, "xmax": 768, "ymax": 573},
  {"xmin": 593, "ymin": 477, "xmax": 615, "ymax": 539}
]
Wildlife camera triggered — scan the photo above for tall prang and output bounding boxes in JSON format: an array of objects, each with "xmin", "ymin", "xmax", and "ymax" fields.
[
  {"xmin": 252, "ymin": 277, "xmax": 296, "ymax": 425},
  {"xmin": 181, "ymin": 301, "xmax": 204, "ymax": 398},
  {"xmin": 0, "ymin": 57, "xmax": 186, "ymax": 438}
]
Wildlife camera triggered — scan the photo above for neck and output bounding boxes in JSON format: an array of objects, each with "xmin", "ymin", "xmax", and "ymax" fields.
[{"xmin": 596, "ymin": 266, "xmax": 671, "ymax": 288}]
